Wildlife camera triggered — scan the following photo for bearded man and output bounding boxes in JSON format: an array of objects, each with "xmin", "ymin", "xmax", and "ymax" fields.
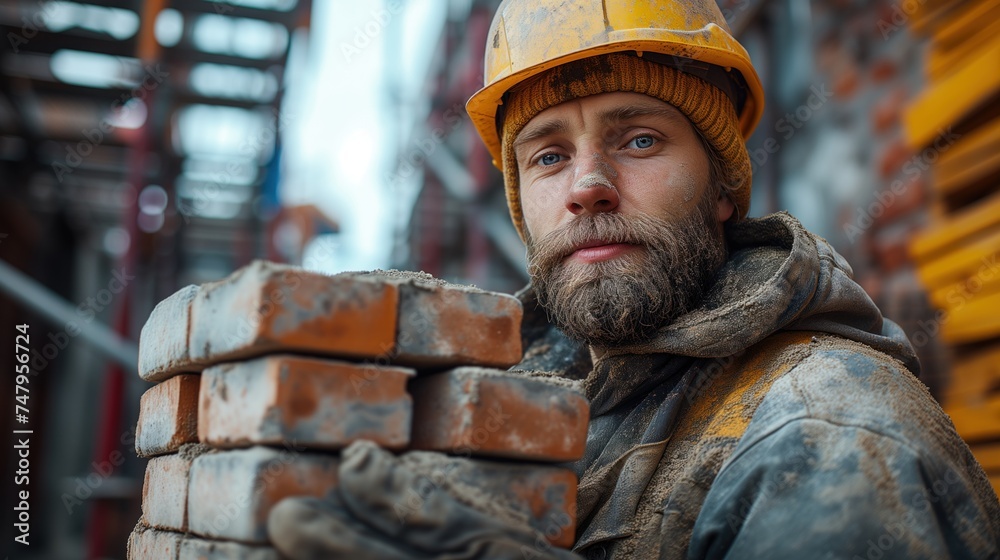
[{"xmin": 267, "ymin": 1, "xmax": 1000, "ymax": 558}]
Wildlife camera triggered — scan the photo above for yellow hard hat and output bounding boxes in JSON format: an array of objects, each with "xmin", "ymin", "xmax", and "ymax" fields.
[{"xmin": 466, "ymin": 0, "xmax": 766, "ymax": 169}]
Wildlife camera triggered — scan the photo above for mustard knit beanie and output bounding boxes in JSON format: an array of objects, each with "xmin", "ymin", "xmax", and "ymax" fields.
[{"xmin": 500, "ymin": 53, "xmax": 752, "ymax": 242}]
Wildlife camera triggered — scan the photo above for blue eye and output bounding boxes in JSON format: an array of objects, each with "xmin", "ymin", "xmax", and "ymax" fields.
[
  {"xmin": 539, "ymin": 153, "xmax": 562, "ymax": 166},
  {"xmin": 628, "ymin": 135, "xmax": 656, "ymax": 149}
]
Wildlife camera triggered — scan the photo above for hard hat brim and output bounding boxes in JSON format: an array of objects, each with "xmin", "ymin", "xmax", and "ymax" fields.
[{"xmin": 467, "ymin": 31, "xmax": 765, "ymax": 169}]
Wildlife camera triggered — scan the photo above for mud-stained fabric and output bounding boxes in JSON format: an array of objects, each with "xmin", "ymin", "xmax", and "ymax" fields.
[{"xmin": 512, "ymin": 212, "xmax": 1000, "ymax": 559}]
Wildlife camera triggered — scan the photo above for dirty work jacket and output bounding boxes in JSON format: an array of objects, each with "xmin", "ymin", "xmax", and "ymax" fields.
[{"xmin": 513, "ymin": 212, "xmax": 1000, "ymax": 560}]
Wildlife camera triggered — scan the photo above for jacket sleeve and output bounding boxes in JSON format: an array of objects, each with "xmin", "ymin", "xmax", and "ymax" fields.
[{"xmin": 685, "ymin": 417, "xmax": 996, "ymax": 560}]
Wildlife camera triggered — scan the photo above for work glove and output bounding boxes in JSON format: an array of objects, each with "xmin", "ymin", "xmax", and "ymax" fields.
[{"xmin": 267, "ymin": 440, "xmax": 582, "ymax": 560}]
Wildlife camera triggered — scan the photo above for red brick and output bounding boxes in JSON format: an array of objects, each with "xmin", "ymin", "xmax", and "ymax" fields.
[
  {"xmin": 186, "ymin": 446, "xmax": 338, "ymax": 543},
  {"xmin": 874, "ymin": 241, "xmax": 910, "ymax": 273},
  {"xmin": 127, "ymin": 527, "xmax": 280, "ymax": 560},
  {"xmin": 373, "ymin": 271, "xmax": 523, "ymax": 368},
  {"xmin": 188, "ymin": 262, "xmax": 523, "ymax": 369},
  {"xmin": 871, "ymin": 87, "xmax": 908, "ymax": 135},
  {"xmin": 198, "ymin": 355, "xmax": 414, "ymax": 450},
  {"xmin": 409, "ymin": 367, "xmax": 588, "ymax": 462},
  {"xmin": 139, "ymin": 285, "xmax": 202, "ymax": 382},
  {"xmin": 401, "ymin": 452, "xmax": 577, "ymax": 548},
  {"xmin": 136, "ymin": 375, "xmax": 200, "ymax": 458},
  {"xmin": 833, "ymin": 66, "xmax": 861, "ymax": 99},
  {"xmin": 179, "ymin": 537, "xmax": 279, "ymax": 560},
  {"xmin": 870, "ymin": 58, "xmax": 898, "ymax": 83},
  {"xmin": 142, "ymin": 454, "xmax": 193, "ymax": 531},
  {"xmin": 878, "ymin": 139, "xmax": 913, "ymax": 179},
  {"xmin": 188, "ymin": 261, "xmax": 398, "ymax": 367},
  {"xmin": 127, "ymin": 526, "xmax": 183, "ymax": 560}
]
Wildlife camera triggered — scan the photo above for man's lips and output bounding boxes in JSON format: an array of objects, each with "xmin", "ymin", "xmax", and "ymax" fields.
[{"xmin": 565, "ymin": 241, "xmax": 638, "ymax": 263}]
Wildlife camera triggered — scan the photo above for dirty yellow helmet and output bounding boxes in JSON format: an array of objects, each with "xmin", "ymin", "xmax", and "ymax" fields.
[{"xmin": 466, "ymin": 0, "xmax": 766, "ymax": 169}]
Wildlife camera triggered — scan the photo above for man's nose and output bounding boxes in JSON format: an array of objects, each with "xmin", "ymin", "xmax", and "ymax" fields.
[{"xmin": 565, "ymin": 157, "xmax": 620, "ymax": 215}]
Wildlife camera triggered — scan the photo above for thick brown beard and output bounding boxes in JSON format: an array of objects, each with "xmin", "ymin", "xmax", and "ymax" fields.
[{"xmin": 526, "ymin": 192, "xmax": 727, "ymax": 347}]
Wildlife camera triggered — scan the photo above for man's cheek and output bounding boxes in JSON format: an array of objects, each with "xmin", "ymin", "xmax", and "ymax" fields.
[{"xmin": 520, "ymin": 197, "xmax": 541, "ymax": 234}]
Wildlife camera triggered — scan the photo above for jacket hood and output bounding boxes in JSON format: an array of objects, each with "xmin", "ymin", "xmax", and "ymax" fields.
[{"xmin": 516, "ymin": 211, "xmax": 919, "ymax": 377}]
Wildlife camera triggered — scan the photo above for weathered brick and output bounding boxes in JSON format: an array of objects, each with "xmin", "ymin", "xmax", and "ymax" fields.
[
  {"xmin": 869, "ymin": 58, "xmax": 898, "ymax": 83},
  {"xmin": 189, "ymin": 261, "xmax": 399, "ymax": 367},
  {"xmin": 367, "ymin": 270, "xmax": 523, "ymax": 368},
  {"xmin": 138, "ymin": 285, "xmax": 202, "ymax": 382},
  {"xmin": 136, "ymin": 375, "xmax": 200, "ymax": 458},
  {"xmin": 142, "ymin": 454, "xmax": 192, "ymax": 531},
  {"xmin": 401, "ymin": 452, "xmax": 577, "ymax": 548},
  {"xmin": 187, "ymin": 446, "xmax": 338, "ymax": 543},
  {"xmin": 127, "ymin": 526, "xmax": 280, "ymax": 560},
  {"xmin": 127, "ymin": 525, "xmax": 183, "ymax": 560},
  {"xmin": 179, "ymin": 536, "xmax": 279, "ymax": 560},
  {"xmin": 871, "ymin": 87, "xmax": 908, "ymax": 135},
  {"xmin": 409, "ymin": 367, "xmax": 588, "ymax": 462},
  {"xmin": 878, "ymin": 138, "xmax": 912, "ymax": 179},
  {"xmin": 199, "ymin": 355, "xmax": 414, "ymax": 450},
  {"xmin": 833, "ymin": 65, "xmax": 860, "ymax": 99},
  {"xmin": 187, "ymin": 262, "xmax": 523, "ymax": 370}
]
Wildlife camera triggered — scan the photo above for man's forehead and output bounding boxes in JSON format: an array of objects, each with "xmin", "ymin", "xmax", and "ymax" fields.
[{"xmin": 514, "ymin": 93, "xmax": 689, "ymax": 147}]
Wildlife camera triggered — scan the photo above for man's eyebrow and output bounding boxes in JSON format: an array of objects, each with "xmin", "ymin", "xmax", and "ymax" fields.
[
  {"xmin": 513, "ymin": 119, "xmax": 567, "ymax": 149},
  {"xmin": 598, "ymin": 105, "xmax": 687, "ymax": 128},
  {"xmin": 513, "ymin": 104, "xmax": 686, "ymax": 149}
]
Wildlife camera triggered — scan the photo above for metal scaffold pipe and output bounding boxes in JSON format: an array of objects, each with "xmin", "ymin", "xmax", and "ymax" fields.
[{"xmin": 0, "ymin": 259, "xmax": 139, "ymax": 374}]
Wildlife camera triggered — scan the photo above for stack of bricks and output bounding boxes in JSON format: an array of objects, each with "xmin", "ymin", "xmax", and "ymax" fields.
[
  {"xmin": 128, "ymin": 261, "xmax": 588, "ymax": 559},
  {"xmin": 903, "ymin": 0, "xmax": 1000, "ymax": 494}
]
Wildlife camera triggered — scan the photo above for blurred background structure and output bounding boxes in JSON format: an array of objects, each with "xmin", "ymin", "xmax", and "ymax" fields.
[{"xmin": 0, "ymin": 0, "xmax": 997, "ymax": 558}]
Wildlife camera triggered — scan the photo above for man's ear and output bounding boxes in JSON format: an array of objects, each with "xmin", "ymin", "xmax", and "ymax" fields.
[{"xmin": 716, "ymin": 193, "xmax": 736, "ymax": 223}]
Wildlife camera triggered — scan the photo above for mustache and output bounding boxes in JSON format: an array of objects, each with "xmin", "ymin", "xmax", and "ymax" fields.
[{"xmin": 527, "ymin": 212, "xmax": 660, "ymax": 266}]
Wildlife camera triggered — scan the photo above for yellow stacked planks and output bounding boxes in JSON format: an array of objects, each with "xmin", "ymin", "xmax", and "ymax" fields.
[{"xmin": 905, "ymin": 0, "xmax": 1000, "ymax": 482}]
